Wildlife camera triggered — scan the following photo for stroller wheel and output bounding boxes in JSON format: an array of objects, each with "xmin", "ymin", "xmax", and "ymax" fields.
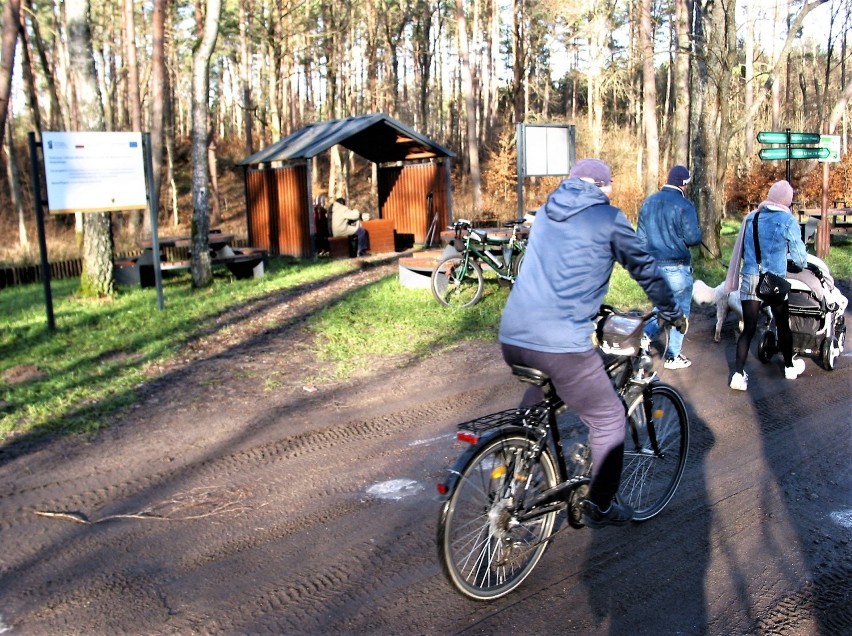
[
  {"xmin": 758, "ymin": 331, "xmax": 776, "ymax": 363},
  {"xmin": 821, "ymin": 337, "xmax": 840, "ymax": 371}
]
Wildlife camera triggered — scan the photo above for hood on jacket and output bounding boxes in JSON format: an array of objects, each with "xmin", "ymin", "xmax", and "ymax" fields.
[{"xmin": 544, "ymin": 178, "xmax": 610, "ymax": 223}]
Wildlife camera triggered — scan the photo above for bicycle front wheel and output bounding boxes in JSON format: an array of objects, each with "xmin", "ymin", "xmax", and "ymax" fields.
[
  {"xmin": 431, "ymin": 256, "xmax": 484, "ymax": 307},
  {"xmin": 437, "ymin": 434, "xmax": 558, "ymax": 600},
  {"xmin": 619, "ymin": 383, "xmax": 689, "ymax": 521}
]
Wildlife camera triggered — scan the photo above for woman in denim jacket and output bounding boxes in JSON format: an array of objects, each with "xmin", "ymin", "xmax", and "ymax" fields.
[{"xmin": 729, "ymin": 180, "xmax": 807, "ymax": 390}]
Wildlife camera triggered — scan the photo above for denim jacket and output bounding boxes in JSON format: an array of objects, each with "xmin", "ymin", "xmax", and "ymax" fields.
[
  {"xmin": 741, "ymin": 205, "xmax": 807, "ymax": 277},
  {"xmin": 637, "ymin": 186, "xmax": 702, "ymax": 265}
]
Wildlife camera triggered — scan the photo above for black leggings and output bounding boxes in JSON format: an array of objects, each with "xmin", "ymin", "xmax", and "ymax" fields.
[{"xmin": 735, "ymin": 299, "xmax": 793, "ymax": 373}]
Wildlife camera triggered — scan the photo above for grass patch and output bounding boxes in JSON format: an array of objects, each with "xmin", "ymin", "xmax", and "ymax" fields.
[{"xmin": 0, "ymin": 257, "xmax": 358, "ymax": 442}]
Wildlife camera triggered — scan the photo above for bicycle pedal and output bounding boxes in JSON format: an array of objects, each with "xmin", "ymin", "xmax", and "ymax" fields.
[{"xmin": 567, "ymin": 483, "xmax": 590, "ymax": 529}]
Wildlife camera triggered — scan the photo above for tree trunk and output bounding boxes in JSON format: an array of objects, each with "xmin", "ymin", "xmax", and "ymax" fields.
[
  {"xmin": 67, "ymin": 0, "xmax": 114, "ymax": 297},
  {"xmin": 456, "ymin": 0, "xmax": 482, "ymax": 214},
  {"xmin": 23, "ymin": 0, "xmax": 63, "ymax": 131},
  {"xmin": 5, "ymin": 115, "xmax": 28, "ymax": 250},
  {"xmin": 239, "ymin": 0, "xmax": 254, "ymax": 156},
  {"xmin": 511, "ymin": 0, "xmax": 524, "ymax": 124},
  {"xmin": 640, "ymin": 0, "xmax": 659, "ymax": 193},
  {"xmin": 190, "ymin": 0, "xmax": 221, "ymax": 288},
  {"xmin": 124, "ymin": 0, "xmax": 144, "ymax": 235},
  {"xmin": 672, "ymin": 0, "xmax": 690, "ymax": 164},
  {"xmin": 150, "ymin": 0, "xmax": 167, "ymax": 233},
  {"xmin": 744, "ymin": 2, "xmax": 754, "ymax": 159},
  {"xmin": 0, "ymin": 0, "xmax": 22, "ymax": 154}
]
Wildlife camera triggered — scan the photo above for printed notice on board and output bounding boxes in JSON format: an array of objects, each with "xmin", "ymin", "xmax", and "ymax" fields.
[{"xmin": 42, "ymin": 131, "xmax": 147, "ymax": 213}]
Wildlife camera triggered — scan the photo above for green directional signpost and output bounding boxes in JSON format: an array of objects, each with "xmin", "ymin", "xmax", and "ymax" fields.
[
  {"xmin": 757, "ymin": 128, "xmax": 825, "ymax": 182},
  {"xmin": 758, "ymin": 147, "xmax": 831, "ymax": 160}
]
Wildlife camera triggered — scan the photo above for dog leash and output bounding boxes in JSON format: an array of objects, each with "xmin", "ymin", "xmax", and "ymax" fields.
[{"xmin": 700, "ymin": 241, "xmax": 731, "ymax": 269}]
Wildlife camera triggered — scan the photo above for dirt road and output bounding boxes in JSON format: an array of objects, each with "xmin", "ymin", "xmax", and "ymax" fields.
[{"xmin": 1, "ymin": 266, "xmax": 850, "ymax": 635}]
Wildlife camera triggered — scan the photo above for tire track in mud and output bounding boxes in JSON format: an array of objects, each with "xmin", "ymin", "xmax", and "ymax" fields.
[
  {"xmin": 0, "ymin": 378, "xmax": 516, "ymax": 629},
  {"xmin": 0, "ymin": 379, "xmax": 515, "ymax": 530}
]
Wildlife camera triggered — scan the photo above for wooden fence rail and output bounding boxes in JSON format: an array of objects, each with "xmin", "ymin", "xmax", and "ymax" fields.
[{"xmin": 0, "ymin": 238, "xmax": 249, "ymax": 290}]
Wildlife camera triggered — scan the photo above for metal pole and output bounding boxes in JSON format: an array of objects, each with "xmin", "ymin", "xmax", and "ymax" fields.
[
  {"xmin": 516, "ymin": 123, "xmax": 525, "ymax": 220},
  {"xmin": 28, "ymin": 132, "xmax": 55, "ymax": 331},
  {"xmin": 816, "ymin": 123, "xmax": 830, "ymax": 259},
  {"xmin": 785, "ymin": 128, "xmax": 792, "ymax": 184}
]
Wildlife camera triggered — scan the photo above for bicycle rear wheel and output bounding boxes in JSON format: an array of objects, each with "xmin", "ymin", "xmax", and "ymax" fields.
[
  {"xmin": 431, "ymin": 256, "xmax": 484, "ymax": 307},
  {"xmin": 619, "ymin": 383, "xmax": 689, "ymax": 521},
  {"xmin": 437, "ymin": 434, "xmax": 558, "ymax": 600}
]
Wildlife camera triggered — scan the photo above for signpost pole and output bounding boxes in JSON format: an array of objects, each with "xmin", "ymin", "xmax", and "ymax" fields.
[
  {"xmin": 817, "ymin": 123, "xmax": 830, "ymax": 259},
  {"xmin": 28, "ymin": 132, "xmax": 55, "ymax": 332},
  {"xmin": 784, "ymin": 128, "xmax": 792, "ymax": 183}
]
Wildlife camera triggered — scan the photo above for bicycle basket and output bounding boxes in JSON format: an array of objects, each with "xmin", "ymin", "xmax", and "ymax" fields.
[{"xmin": 597, "ymin": 312, "xmax": 645, "ymax": 356}]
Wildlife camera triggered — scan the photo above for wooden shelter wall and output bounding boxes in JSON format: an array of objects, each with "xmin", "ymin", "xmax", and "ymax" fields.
[
  {"xmin": 378, "ymin": 163, "xmax": 448, "ymax": 243},
  {"xmin": 246, "ymin": 166, "xmax": 311, "ymax": 257}
]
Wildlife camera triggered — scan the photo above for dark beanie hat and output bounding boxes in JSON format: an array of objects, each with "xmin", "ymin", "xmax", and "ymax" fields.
[
  {"xmin": 570, "ymin": 158, "xmax": 612, "ymax": 186},
  {"xmin": 667, "ymin": 165, "xmax": 691, "ymax": 186}
]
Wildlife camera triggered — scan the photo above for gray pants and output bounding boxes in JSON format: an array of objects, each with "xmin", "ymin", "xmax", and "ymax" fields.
[{"xmin": 501, "ymin": 344, "xmax": 626, "ymax": 507}]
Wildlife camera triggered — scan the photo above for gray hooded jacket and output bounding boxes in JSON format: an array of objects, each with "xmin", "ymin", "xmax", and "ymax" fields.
[{"xmin": 499, "ymin": 178, "xmax": 681, "ymax": 353}]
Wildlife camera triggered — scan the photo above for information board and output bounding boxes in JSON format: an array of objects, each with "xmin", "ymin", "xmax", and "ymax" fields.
[
  {"xmin": 819, "ymin": 135, "xmax": 841, "ymax": 163},
  {"xmin": 42, "ymin": 131, "xmax": 148, "ymax": 213},
  {"xmin": 522, "ymin": 125, "xmax": 574, "ymax": 176}
]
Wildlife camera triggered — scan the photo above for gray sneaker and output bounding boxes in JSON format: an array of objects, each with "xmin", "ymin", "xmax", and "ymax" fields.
[{"xmin": 581, "ymin": 499, "xmax": 634, "ymax": 528}]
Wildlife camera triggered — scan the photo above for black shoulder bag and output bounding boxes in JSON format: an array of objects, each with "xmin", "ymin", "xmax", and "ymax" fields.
[{"xmin": 753, "ymin": 211, "xmax": 791, "ymax": 305}]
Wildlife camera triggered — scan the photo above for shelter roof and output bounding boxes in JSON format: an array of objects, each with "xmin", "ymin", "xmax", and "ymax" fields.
[{"xmin": 238, "ymin": 113, "xmax": 456, "ymax": 166}]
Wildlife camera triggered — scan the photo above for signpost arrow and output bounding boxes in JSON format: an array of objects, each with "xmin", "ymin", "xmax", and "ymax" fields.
[
  {"xmin": 757, "ymin": 131, "xmax": 821, "ymax": 144},
  {"xmin": 758, "ymin": 147, "xmax": 831, "ymax": 160}
]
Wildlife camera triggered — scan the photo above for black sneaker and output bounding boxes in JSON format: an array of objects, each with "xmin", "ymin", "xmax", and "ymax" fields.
[{"xmin": 581, "ymin": 499, "xmax": 634, "ymax": 528}]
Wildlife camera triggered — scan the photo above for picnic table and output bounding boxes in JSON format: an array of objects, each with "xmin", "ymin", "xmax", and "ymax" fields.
[
  {"xmin": 115, "ymin": 231, "xmax": 268, "ymax": 287},
  {"xmin": 798, "ymin": 208, "xmax": 852, "ymax": 243}
]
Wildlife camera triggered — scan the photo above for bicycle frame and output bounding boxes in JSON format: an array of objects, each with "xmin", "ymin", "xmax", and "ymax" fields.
[
  {"xmin": 451, "ymin": 221, "xmax": 526, "ymax": 281},
  {"xmin": 436, "ymin": 307, "xmax": 690, "ymax": 600}
]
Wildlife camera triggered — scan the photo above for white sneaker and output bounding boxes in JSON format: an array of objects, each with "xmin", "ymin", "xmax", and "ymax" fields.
[
  {"xmin": 784, "ymin": 357, "xmax": 806, "ymax": 379},
  {"xmin": 664, "ymin": 354, "xmax": 692, "ymax": 369},
  {"xmin": 730, "ymin": 371, "xmax": 748, "ymax": 391}
]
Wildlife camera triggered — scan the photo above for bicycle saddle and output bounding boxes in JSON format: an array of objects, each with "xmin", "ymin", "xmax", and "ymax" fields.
[{"xmin": 510, "ymin": 365, "xmax": 550, "ymax": 386}]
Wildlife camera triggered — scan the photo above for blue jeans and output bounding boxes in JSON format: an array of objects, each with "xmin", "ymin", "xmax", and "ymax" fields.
[{"xmin": 644, "ymin": 263, "xmax": 693, "ymax": 358}]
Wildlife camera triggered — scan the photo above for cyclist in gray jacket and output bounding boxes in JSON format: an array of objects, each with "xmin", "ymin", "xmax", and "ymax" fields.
[{"xmin": 499, "ymin": 158, "xmax": 686, "ymax": 528}]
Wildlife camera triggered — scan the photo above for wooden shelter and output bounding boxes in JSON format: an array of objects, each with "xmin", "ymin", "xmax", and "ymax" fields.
[{"xmin": 238, "ymin": 113, "xmax": 456, "ymax": 258}]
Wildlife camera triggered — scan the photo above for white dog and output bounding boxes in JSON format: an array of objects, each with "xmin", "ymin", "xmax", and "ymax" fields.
[{"xmin": 692, "ymin": 279, "xmax": 744, "ymax": 342}]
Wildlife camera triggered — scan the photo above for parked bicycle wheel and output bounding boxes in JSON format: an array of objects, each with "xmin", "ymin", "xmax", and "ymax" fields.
[
  {"xmin": 619, "ymin": 383, "xmax": 689, "ymax": 521},
  {"xmin": 431, "ymin": 256, "xmax": 485, "ymax": 307},
  {"xmin": 437, "ymin": 434, "xmax": 558, "ymax": 600},
  {"xmin": 511, "ymin": 250, "xmax": 525, "ymax": 281}
]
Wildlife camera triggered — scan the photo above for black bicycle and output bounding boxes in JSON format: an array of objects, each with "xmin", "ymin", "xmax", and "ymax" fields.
[
  {"xmin": 436, "ymin": 306, "xmax": 690, "ymax": 600},
  {"xmin": 430, "ymin": 219, "xmax": 528, "ymax": 307}
]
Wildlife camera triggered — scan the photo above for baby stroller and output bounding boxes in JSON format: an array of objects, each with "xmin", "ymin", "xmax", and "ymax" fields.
[{"xmin": 758, "ymin": 256, "xmax": 847, "ymax": 370}]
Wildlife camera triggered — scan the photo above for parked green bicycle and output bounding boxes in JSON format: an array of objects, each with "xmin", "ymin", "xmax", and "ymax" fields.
[{"xmin": 430, "ymin": 219, "xmax": 528, "ymax": 307}]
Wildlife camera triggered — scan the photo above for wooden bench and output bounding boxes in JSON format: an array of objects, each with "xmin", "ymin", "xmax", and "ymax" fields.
[
  {"xmin": 116, "ymin": 247, "xmax": 268, "ymax": 287},
  {"xmin": 328, "ymin": 235, "xmax": 356, "ymax": 259}
]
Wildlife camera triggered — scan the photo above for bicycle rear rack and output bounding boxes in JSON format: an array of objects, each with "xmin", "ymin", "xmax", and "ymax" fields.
[{"xmin": 456, "ymin": 406, "xmax": 548, "ymax": 444}]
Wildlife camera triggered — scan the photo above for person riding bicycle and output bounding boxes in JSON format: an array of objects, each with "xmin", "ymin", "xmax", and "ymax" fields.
[{"xmin": 499, "ymin": 158, "xmax": 688, "ymax": 528}]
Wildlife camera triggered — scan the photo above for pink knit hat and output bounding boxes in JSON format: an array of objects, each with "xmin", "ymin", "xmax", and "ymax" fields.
[{"xmin": 766, "ymin": 180, "xmax": 794, "ymax": 207}]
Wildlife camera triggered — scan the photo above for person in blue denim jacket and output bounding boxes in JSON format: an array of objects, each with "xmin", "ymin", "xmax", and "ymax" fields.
[
  {"xmin": 729, "ymin": 180, "xmax": 808, "ymax": 391},
  {"xmin": 637, "ymin": 165, "xmax": 702, "ymax": 369}
]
